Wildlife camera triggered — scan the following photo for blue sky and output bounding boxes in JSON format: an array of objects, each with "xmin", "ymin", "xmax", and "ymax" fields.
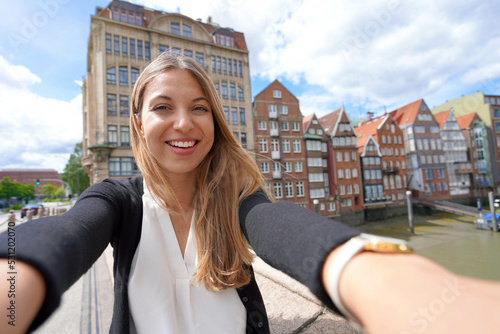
[{"xmin": 1, "ymin": 0, "xmax": 499, "ymax": 172}]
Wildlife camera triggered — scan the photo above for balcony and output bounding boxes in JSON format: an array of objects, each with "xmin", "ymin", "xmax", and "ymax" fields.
[
  {"xmin": 269, "ymin": 111, "xmax": 278, "ymax": 119},
  {"xmin": 271, "ymin": 151, "xmax": 281, "ymax": 160},
  {"xmin": 382, "ymin": 167, "xmax": 399, "ymax": 174},
  {"xmin": 270, "ymin": 129, "xmax": 280, "ymax": 137},
  {"xmin": 455, "ymin": 162, "xmax": 473, "ymax": 174},
  {"xmin": 272, "ymin": 171, "xmax": 282, "ymax": 179}
]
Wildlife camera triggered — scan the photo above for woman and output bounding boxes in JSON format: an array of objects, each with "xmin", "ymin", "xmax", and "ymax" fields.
[{"xmin": 1, "ymin": 55, "xmax": 500, "ymax": 334}]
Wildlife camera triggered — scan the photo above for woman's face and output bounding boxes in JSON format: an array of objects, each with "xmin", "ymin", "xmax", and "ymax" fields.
[{"xmin": 138, "ymin": 69, "xmax": 214, "ymax": 179}]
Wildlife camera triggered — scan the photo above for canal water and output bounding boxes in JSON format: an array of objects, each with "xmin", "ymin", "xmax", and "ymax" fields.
[{"xmin": 357, "ymin": 212, "xmax": 500, "ymax": 281}]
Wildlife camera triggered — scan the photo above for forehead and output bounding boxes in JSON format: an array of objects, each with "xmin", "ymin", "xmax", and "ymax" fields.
[{"xmin": 144, "ymin": 69, "xmax": 205, "ymax": 98}]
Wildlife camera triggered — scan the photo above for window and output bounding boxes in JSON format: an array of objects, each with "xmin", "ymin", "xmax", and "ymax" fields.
[
  {"xmin": 107, "ymin": 94, "xmax": 117, "ymax": 115},
  {"xmin": 295, "ymin": 161, "xmax": 303, "ymax": 172},
  {"xmin": 228, "ymin": 59, "xmax": 232, "ymax": 75},
  {"xmin": 293, "ymin": 140, "xmax": 301, "ymax": 153},
  {"xmin": 131, "ymin": 68, "xmax": 140, "ymax": 86},
  {"xmin": 426, "ymin": 169, "xmax": 434, "ymax": 180},
  {"xmin": 352, "ymin": 168, "xmax": 358, "ymax": 178},
  {"xmin": 339, "ymin": 185, "xmax": 345, "ymax": 195},
  {"xmin": 280, "ymin": 105, "xmax": 288, "ymax": 115},
  {"xmin": 108, "ymin": 125, "xmax": 118, "ymax": 145},
  {"xmin": 239, "ymin": 61, "xmax": 242, "ymax": 76},
  {"xmin": 182, "ymin": 24, "xmax": 191, "ymax": 38},
  {"xmin": 223, "ymin": 58, "xmax": 227, "ymax": 73},
  {"xmin": 231, "ymin": 107, "xmax": 238, "ymax": 124},
  {"xmin": 221, "ymin": 82, "xmax": 228, "ymax": 99},
  {"xmin": 354, "ymin": 183, "xmax": 359, "ymax": 194},
  {"xmin": 223, "ymin": 106, "xmax": 229, "ymax": 123},
  {"xmin": 129, "ymin": 39, "xmax": 135, "ymax": 57},
  {"xmin": 137, "ymin": 40, "xmax": 143, "ymax": 59},
  {"xmin": 119, "ymin": 95, "xmax": 129, "ymax": 116},
  {"xmin": 296, "ymin": 182, "xmax": 304, "ymax": 197},
  {"xmin": 337, "ymin": 152, "xmax": 342, "ymax": 162},
  {"xmin": 338, "ymin": 169, "xmax": 344, "ymax": 179},
  {"xmin": 171, "ymin": 22, "xmax": 180, "ymax": 35},
  {"xmin": 119, "ymin": 66, "xmax": 128, "ymax": 86},
  {"xmin": 260, "ymin": 162, "xmax": 269, "ymax": 174},
  {"xmin": 212, "ymin": 56, "xmax": 216, "ymax": 72},
  {"xmin": 283, "ymin": 162, "xmax": 292, "ymax": 173},
  {"xmin": 109, "ymin": 157, "xmax": 138, "ymax": 176},
  {"xmin": 121, "ymin": 126, "xmax": 130, "ymax": 146},
  {"xmin": 145, "ymin": 42, "xmax": 150, "ymax": 60},
  {"xmin": 310, "ymin": 188, "xmax": 325, "ymax": 199},
  {"xmin": 328, "ymin": 202, "xmax": 336, "ymax": 212},
  {"xmin": 230, "ymin": 83, "xmax": 236, "ymax": 99},
  {"xmin": 281, "ymin": 122, "xmax": 289, "ymax": 131},
  {"xmin": 345, "ymin": 169, "xmax": 351, "ymax": 179},
  {"xmin": 292, "ymin": 122, "xmax": 300, "ymax": 131},
  {"xmin": 106, "ymin": 67, "xmax": 116, "ymax": 85},
  {"xmin": 195, "ymin": 52, "xmax": 204, "ymax": 67},
  {"xmin": 258, "ymin": 121, "xmax": 267, "ymax": 130},
  {"xmin": 345, "ymin": 151, "xmax": 350, "ymax": 162},
  {"xmin": 285, "ymin": 182, "xmax": 294, "ymax": 198},
  {"xmin": 238, "ymin": 87, "xmax": 244, "ymax": 101},
  {"xmin": 273, "ymin": 90, "xmax": 282, "ymax": 98},
  {"xmin": 282, "ymin": 140, "xmax": 290, "ymax": 153},
  {"xmin": 217, "ymin": 57, "xmax": 221, "ymax": 73},
  {"xmin": 259, "ymin": 139, "xmax": 268, "ymax": 153},
  {"xmin": 122, "ymin": 37, "xmax": 128, "ymax": 56},
  {"xmin": 239, "ymin": 108, "xmax": 246, "ymax": 125},
  {"xmin": 184, "ymin": 50, "xmax": 193, "ymax": 58},
  {"xmin": 233, "ymin": 60, "xmax": 237, "ymax": 75},
  {"xmin": 106, "ymin": 34, "xmax": 112, "ymax": 53},
  {"xmin": 274, "ymin": 183, "xmax": 283, "ymax": 199},
  {"xmin": 114, "ymin": 35, "xmax": 120, "ymax": 55},
  {"xmin": 352, "ymin": 152, "xmax": 357, "ymax": 161}
]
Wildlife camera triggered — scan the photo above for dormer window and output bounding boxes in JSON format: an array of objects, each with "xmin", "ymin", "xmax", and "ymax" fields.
[{"xmin": 273, "ymin": 90, "xmax": 282, "ymax": 98}]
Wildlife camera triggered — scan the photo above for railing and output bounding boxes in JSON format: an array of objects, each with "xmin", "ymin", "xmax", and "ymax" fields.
[
  {"xmin": 272, "ymin": 171, "xmax": 282, "ymax": 179},
  {"xmin": 269, "ymin": 111, "xmax": 278, "ymax": 119},
  {"xmin": 382, "ymin": 167, "xmax": 399, "ymax": 174},
  {"xmin": 271, "ymin": 151, "xmax": 280, "ymax": 160},
  {"xmin": 270, "ymin": 129, "xmax": 279, "ymax": 137}
]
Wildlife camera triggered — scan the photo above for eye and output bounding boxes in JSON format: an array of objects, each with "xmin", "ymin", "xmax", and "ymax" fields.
[
  {"xmin": 193, "ymin": 106, "xmax": 210, "ymax": 112},
  {"xmin": 152, "ymin": 105, "xmax": 170, "ymax": 112}
]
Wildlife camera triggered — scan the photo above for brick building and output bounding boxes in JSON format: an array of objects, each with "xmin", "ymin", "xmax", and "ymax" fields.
[
  {"xmin": 320, "ymin": 108, "xmax": 363, "ymax": 213},
  {"xmin": 83, "ymin": 0, "xmax": 254, "ymax": 183},
  {"xmin": 303, "ymin": 113, "xmax": 338, "ymax": 216},
  {"xmin": 355, "ymin": 114, "xmax": 408, "ymax": 206},
  {"xmin": 253, "ymin": 80, "xmax": 309, "ymax": 207},
  {"xmin": 390, "ymin": 99, "xmax": 450, "ymax": 200}
]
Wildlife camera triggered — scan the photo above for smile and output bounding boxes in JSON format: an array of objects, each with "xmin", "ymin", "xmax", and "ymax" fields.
[{"xmin": 166, "ymin": 140, "xmax": 198, "ymax": 148}]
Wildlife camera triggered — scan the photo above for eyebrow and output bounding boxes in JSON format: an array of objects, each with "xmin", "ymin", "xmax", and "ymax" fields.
[{"xmin": 151, "ymin": 95, "xmax": 209, "ymax": 103}]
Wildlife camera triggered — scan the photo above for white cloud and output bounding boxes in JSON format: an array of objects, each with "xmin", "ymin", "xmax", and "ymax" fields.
[{"xmin": 0, "ymin": 55, "xmax": 81, "ymax": 173}]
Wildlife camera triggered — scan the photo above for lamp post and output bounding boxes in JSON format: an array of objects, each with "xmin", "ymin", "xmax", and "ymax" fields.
[
  {"xmin": 313, "ymin": 199, "xmax": 319, "ymax": 214},
  {"xmin": 406, "ymin": 190, "xmax": 414, "ymax": 235}
]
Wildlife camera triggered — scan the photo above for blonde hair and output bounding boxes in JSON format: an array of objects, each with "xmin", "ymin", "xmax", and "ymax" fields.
[{"xmin": 130, "ymin": 54, "xmax": 268, "ymax": 290}]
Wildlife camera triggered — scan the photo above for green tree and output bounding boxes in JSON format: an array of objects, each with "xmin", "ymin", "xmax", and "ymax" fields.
[
  {"xmin": 0, "ymin": 178, "xmax": 36, "ymax": 203},
  {"xmin": 62, "ymin": 142, "xmax": 90, "ymax": 196}
]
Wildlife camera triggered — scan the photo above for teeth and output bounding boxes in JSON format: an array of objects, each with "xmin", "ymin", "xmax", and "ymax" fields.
[{"xmin": 169, "ymin": 140, "xmax": 196, "ymax": 148}]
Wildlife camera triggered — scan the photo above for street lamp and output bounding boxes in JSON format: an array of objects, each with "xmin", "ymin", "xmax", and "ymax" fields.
[
  {"xmin": 313, "ymin": 199, "xmax": 319, "ymax": 214},
  {"xmin": 406, "ymin": 190, "xmax": 414, "ymax": 235}
]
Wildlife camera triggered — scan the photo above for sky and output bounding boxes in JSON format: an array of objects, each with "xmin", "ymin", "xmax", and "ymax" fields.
[{"xmin": 0, "ymin": 0, "xmax": 499, "ymax": 173}]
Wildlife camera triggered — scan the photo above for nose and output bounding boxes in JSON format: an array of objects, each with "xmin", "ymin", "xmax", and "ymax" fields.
[{"xmin": 172, "ymin": 110, "xmax": 194, "ymax": 132}]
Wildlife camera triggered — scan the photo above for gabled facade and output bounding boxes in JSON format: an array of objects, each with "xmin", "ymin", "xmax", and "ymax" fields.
[
  {"xmin": 320, "ymin": 108, "xmax": 363, "ymax": 213},
  {"xmin": 303, "ymin": 114, "xmax": 339, "ymax": 216},
  {"xmin": 434, "ymin": 109, "xmax": 471, "ymax": 197},
  {"xmin": 456, "ymin": 113, "xmax": 494, "ymax": 197},
  {"xmin": 82, "ymin": 0, "xmax": 253, "ymax": 183},
  {"xmin": 356, "ymin": 114, "xmax": 408, "ymax": 205},
  {"xmin": 390, "ymin": 99, "xmax": 450, "ymax": 200},
  {"xmin": 253, "ymin": 80, "xmax": 309, "ymax": 207},
  {"xmin": 357, "ymin": 135, "xmax": 384, "ymax": 205}
]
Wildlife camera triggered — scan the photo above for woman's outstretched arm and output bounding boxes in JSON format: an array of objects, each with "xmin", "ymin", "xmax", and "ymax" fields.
[
  {"xmin": 322, "ymin": 247, "xmax": 500, "ymax": 334},
  {"xmin": 0, "ymin": 259, "xmax": 46, "ymax": 334}
]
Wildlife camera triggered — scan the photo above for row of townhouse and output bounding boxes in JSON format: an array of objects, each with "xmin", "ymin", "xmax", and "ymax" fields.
[{"xmin": 253, "ymin": 79, "xmax": 500, "ymax": 219}]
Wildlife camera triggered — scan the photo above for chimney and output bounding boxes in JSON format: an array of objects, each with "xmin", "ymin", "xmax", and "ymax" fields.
[
  {"xmin": 367, "ymin": 111, "xmax": 373, "ymax": 120},
  {"xmin": 208, "ymin": 16, "xmax": 212, "ymax": 24}
]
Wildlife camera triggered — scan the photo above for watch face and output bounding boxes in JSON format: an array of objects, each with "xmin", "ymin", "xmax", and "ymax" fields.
[{"xmin": 359, "ymin": 233, "xmax": 413, "ymax": 253}]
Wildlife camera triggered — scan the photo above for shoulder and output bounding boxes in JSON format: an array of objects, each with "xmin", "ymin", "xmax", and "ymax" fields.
[{"xmin": 79, "ymin": 175, "xmax": 144, "ymax": 205}]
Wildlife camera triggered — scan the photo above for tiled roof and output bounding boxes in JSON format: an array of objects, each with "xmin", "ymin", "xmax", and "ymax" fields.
[
  {"xmin": 433, "ymin": 109, "xmax": 451, "ymax": 131},
  {"xmin": 303, "ymin": 113, "xmax": 314, "ymax": 128},
  {"xmin": 456, "ymin": 112, "xmax": 478, "ymax": 130},
  {"xmin": 389, "ymin": 99, "xmax": 423, "ymax": 126},
  {"xmin": 354, "ymin": 116, "xmax": 385, "ymax": 149},
  {"xmin": 319, "ymin": 108, "xmax": 342, "ymax": 136}
]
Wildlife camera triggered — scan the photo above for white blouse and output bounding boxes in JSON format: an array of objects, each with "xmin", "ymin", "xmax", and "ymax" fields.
[{"xmin": 128, "ymin": 186, "xmax": 247, "ymax": 333}]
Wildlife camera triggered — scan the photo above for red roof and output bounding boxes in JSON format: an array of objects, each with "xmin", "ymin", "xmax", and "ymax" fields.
[
  {"xmin": 456, "ymin": 112, "xmax": 478, "ymax": 130},
  {"xmin": 303, "ymin": 113, "xmax": 314, "ymax": 128},
  {"xmin": 354, "ymin": 116, "xmax": 385, "ymax": 149},
  {"xmin": 389, "ymin": 99, "xmax": 423, "ymax": 126},
  {"xmin": 319, "ymin": 108, "xmax": 342, "ymax": 136},
  {"xmin": 433, "ymin": 109, "xmax": 451, "ymax": 131}
]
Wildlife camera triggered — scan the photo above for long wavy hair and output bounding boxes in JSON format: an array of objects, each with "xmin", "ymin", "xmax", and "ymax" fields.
[{"xmin": 130, "ymin": 54, "xmax": 269, "ymax": 290}]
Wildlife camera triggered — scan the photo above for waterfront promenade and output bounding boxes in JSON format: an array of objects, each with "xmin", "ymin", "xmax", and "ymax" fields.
[{"xmin": 30, "ymin": 211, "xmax": 499, "ymax": 333}]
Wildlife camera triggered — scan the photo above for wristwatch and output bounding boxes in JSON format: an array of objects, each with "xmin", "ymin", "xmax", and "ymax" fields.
[{"xmin": 325, "ymin": 233, "xmax": 413, "ymax": 330}]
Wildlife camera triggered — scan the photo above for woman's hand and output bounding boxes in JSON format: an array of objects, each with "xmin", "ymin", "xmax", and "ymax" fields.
[
  {"xmin": 322, "ymin": 247, "xmax": 500, "ymax": 333},
  {"xmin": 0, "ymin": 259, "xmax": 46, "ymax": 334}
]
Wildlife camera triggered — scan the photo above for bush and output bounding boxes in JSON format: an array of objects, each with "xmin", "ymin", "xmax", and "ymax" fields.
[{"xmin": 1, "ymin": 204, "xmax": 23, "ymax": 213}]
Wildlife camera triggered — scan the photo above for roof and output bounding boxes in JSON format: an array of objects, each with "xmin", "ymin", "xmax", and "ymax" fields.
[
  {"xmin": 389, "ymin": 99, "xmax": 423, "ymax": 127},
  {"xmin": 456, "ymin": 112, "xmax": 478, "ymax": 130},
  {"xmin": 354, "ymin": 116, "xmax": 385, "ymax": 149},
  {"xmin": 433, "ymin": 109, "xmax": 451, "ymax": 131},
  {"xmin": 319, "ymin": 108, "xmax": 342, "ymax": 136},
  {"xmin": 302, "ymin": 114, "xmax": 314, "ymax": 128}
]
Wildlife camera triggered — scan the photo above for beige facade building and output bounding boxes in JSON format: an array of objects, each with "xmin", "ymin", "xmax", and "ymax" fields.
[{"xmin": 82, "ymin": 0, "xmax": 254, "ymax": 183}]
